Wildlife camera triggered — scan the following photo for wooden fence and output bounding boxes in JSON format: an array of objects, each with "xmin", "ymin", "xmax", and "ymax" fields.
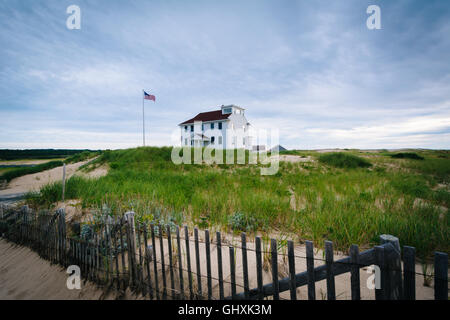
[{"xmin": 0, "ymin": 205, "xmax": 448, "ymax": 300}]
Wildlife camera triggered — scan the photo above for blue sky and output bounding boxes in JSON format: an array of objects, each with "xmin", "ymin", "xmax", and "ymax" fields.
[{"xmin": 1, "ymin": 0, "xmax": 449, "ymax": 150}]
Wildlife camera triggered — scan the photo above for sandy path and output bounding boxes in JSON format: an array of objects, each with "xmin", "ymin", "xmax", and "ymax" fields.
[
  {"xmin": 0, "ymin": 238, "xmax": 106, "ymax": 300},
  {"xmin": 0, "ymin": 159, "xmax": 64, "ymax": 166},
  {"xmin": 0, "ymin": 158, "xmax": 105, "ymax": 196}
]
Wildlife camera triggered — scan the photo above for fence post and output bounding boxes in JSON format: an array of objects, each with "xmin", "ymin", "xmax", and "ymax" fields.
[
  {"xmin": 380, "ymin": 234, "xmax": 403, "ymax": 300},
  {"xmin": 125, "ymin": 211, "xmax": 137, "ymax": 288},
  {"xmin": 434, "ymin": 252, "xmax": 448, "ymax": 300}
]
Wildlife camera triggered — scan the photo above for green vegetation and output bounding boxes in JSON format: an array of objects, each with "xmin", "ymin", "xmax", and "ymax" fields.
[
  {"xmin": 0, "ymin": 160, "xmax": 64, "ymax": 182},
  {"xmin": 0, "ymin": 151, "xmax": 98, "ymax": 182},
  {"xmin": 26, "ymin": 147, "xmax": 449, "ymax": 258},
  {"xmin": 318, "ymin": 152, "xmax": 372, "ymax": 168},
  {"xmin": 390, "ymin": 152, "xmax": 424, "ymax": 160},
  {"xmin": 0, "ymin": 149, "xmax": 99, "ymax": 160}
]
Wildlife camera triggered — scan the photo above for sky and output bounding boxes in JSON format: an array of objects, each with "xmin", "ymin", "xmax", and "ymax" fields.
[{"xmin": 0, "ymin": 0, "xmax": 449, "ymax": 150}]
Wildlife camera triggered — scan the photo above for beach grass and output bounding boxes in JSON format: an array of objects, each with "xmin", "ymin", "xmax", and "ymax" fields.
[{"xmin": 25, "ymin": 147, "xmax": 449, "ymax": 258}]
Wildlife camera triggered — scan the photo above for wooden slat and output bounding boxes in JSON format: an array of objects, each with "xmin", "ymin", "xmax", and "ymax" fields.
[
  {"xmin": 205, "ymin": 230, "xmax": 212, "ymax": 300},
  {"xmin": 350, "ymin": 244, "xmax": 360, "ymax": 300},
  {"xmin": 403, "ymin": 246, "xmax": 415, "ymax": 300},
  {"xmin": 119, "ymin": 222, "xmax": 126, "ymax": 290},
  {"xmin": 374, "ymin": 245, "xmax": 386, "ymax": 300},
  {"xmin": 194, "ymin": 227, "xmax": 202, "ymax": 298},
  {"xmin": 216, "ymin": 231, "xmax": 224, "ymax": 300},
  {"xmin": 325, "ymin": 241, "xmax": 336, "ymax": 300},
  {"xmin": 136, "ymin": 224, "xmax": 144, "ymax": 292},
  {"xmin": 306, "ymin": 240, "xmax": 316, "ymax": 300},
  {"xmin": 184, "ymin": 225, "xmax": 194, "ymax": 299},
  {"xmin": 287, "ymin": 240, "xmax": 296, "ymax": 300},
  {"xmin": 166, "ymin": 225, "xmax": 175, "ymax": 299},
  {"xmin": 143, "ymin": 224, "xmax": 153, "ymax": 299},
  {"xmin": 159, "ymin": 224, "xmax": 167, "ymax": 299},
  {"xmin": 241, "ymin": 232, "xmax": 249, "ymax": 299},
  {"xmin": 434, "ymin": 251, "xmax": 448, "ymax": 300},
  {"xmin": 150, "ymin": 223, "xmax": 160, "ymax": 300},
  {"xmin": 255, "ymin": 236, "xmax": 263, "ymax": 300},
  {"xmin": 271, "ymin": 239, "xmax": 279, "ymax": 300},
  {"xmin": 176, "ymin": 226, "xmax": 184, "ymax": 299},
  {"xmin": 229, "ymin": 246, "xmax": 236, "ymax": 299}
]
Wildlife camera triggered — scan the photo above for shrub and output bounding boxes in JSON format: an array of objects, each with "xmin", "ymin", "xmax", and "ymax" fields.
[
  {"xmin": 390, "ymin": 152, "xmax": 424, "ymax": 160},
  {"xmin": 318, "ymin": 153, "xmax": 372, "ymax": 169},
  {"xmin": 227, "ymin": 211, "xmax": 258, "ymax": 232}
]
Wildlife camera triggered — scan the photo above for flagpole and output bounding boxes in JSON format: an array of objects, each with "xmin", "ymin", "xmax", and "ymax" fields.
[{"xmin": 142, "ymin": 89, "xmax": 145, "ymax": 147}]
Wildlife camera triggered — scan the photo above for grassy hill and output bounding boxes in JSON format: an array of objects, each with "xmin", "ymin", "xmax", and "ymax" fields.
[{"xmin": 26, "ymin": 147, "xmax": 449, "ymax": 258}]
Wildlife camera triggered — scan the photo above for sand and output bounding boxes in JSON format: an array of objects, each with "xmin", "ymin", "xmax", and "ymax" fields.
[
  {"xmin": 0, "ymin": 158, "xmax": 108, "ymax": 196},
  {"xmin": 0, "ymin": 238, "xmax": 107, "ymax": 299}
]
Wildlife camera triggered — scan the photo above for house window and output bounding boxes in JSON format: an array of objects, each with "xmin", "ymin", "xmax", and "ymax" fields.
[
  {"xmin": 218, "ymin": 136, "xmax": 222, "ymax": 145},
  {"xmin": 190, "ymin": 140, "xmax": 193, "ymax": 146},
  {"xmin": 210, "ymin": 122, "xmax": 214, "ymax": 129},
  {"xmin": 185, "ymin": 138, "xmax": 188, "ymax": 146},
  {"xmin": 184, "ymin": 126, "xmax": 187, "ymax": 131},
  {"xmin": 218, "ymin": 122, "xmax": 222, "ymax": 130},
  {"xmin": 211, "ymin": 136, "xmax": 215, "ymax": 145},
  {"xmin": 243, "ymin": 137, "xmax": 245, "ymax": 145},
  {"xmin": 223, "ymin": 108, "xmax": 232, "ymax": 114},
  {"xmin": 202, "ymin": 124, "xmax": 204, "ymax": 131},
  {"xmin": 190, "ymin": 125, "xmax": 194, "ymax": 132}
]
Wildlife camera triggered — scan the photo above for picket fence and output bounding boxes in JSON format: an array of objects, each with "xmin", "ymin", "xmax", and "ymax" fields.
[{"xmin": 0, "ymin": 205, "xmax": 448, "ymax": 300}]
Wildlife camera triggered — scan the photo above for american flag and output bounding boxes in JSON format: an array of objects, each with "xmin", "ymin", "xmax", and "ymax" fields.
[{"xmin": 144, "ymin": 90, "xmax": 155, "ymax": 101}]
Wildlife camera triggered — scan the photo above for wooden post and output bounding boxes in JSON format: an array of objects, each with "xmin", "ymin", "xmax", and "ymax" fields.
[
  {"xmin": 403, "ymin": 246, "xmax": 415, "ymax": 300},
  {"xmin": 205, "ymin": 230, "xmax": 212, "ymax": 300},
  {"xmin": 167, "ymin": 225, "xmax": 175, "ymax": 299},
  {"xmin": 287, "ymin": 240, "xmax": 296, "ymax": 300},
  {"xmin": 350, "ymin": 244, "xmax": 360, "ymax": 300},
  {"xmin": 125, "ymin": 212, "xmax": 137, "ymax": 288},
  {"xmin": 305, "ymin": 240, "xmax": 316, "ymax": 300},
  {"xmin": 216, "ymin": 231, "xmax": 224, "ymax": 300},
  {"xmin": 374, "ymin": 245, "xmax": 386, "ymax": 300},
  {"xmin": 229, "ymin": 246, "xmax": 236, "ymax": 299},
  {"xmin": 194, "ymin": 227, "xmax": 202, "ymax": 298},
  {"xmin": 159, "ymin": 224, "xmax": 167, "ymax": 299},
  {"xmin": 255, "ymin": 236, "xmax": 264, "ymax": 300},
  {"xmin": 143, "ymin": 224, "xmax": 153, "ymax": 299},
  {"xmin": 150, "ymin": 223, "xmax": 160, "ymax": 300},
  {"xmin": 271, "ymin": 239, "xmax": 279, "ymax": 300},
  {"xmin": 61, "ymin": 163, "xmax": 66, "ymax": 202},
  {"xmin": 176, "ymin": 226, "xmax": 184, "ymax": 299},
  {"xmin": 241, "ymin": 232, "xmax": 249, "ymax": 299},
  {"xmin": 380, "ymin": 234, "xmax": 402, "ymax": 300},
  {"xmin": 325, "ymin": 240, "xmax": 336, "ymax": 300},
  {"xmin": 434, "ymin": 252, "xmax": 448, "ymax": 300},
  {"xmin": 184, "ymin": 225, "xmax": 193, "ymax": 300}
]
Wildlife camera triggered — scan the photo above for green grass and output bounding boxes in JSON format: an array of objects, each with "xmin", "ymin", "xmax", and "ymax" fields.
[
  {"xmin": 26, "ymin": 147, "xmax": 449, "ymax": 259},
  {"xmin": 318, "ymin": 152, "xmax": 372, "ymax": 168}
]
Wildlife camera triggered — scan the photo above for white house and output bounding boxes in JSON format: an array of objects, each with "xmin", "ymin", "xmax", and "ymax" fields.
[{"xmin": 179, "ymin": 105, "xmax": 252, "ymax": 149}]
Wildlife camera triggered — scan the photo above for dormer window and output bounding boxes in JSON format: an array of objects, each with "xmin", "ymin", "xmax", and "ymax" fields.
[{"xmin": 222, "ymin": 108, "xmax": 232, "ymax": 114}]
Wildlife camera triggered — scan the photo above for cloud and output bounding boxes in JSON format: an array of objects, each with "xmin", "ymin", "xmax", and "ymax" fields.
[{"xmin": 0, "ymin": 0, "xmax": 449, "ymax": 149}]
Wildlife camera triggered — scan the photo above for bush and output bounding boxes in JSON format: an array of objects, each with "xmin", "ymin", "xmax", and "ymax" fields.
[
  {"xmin": 390, "ymin": 152, "xmax": 424, "ymax": 160},
  {"xmin": 318, "ymin": 153, "xmax": 372, "ymax": 169},
  {"xmin": 227, "ymin": 212, "xmax": 259, "ymax": 232}
]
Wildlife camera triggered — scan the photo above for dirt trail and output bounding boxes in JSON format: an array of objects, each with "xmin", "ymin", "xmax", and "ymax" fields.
[{"xmin": 0, "ymin": 158, "xmax": 107, "ymax": 196}]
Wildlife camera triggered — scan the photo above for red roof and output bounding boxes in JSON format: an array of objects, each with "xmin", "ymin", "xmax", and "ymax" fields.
[{"xmin": 179, "ymin": 110, "xmax": 231, "ymax": 125}]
